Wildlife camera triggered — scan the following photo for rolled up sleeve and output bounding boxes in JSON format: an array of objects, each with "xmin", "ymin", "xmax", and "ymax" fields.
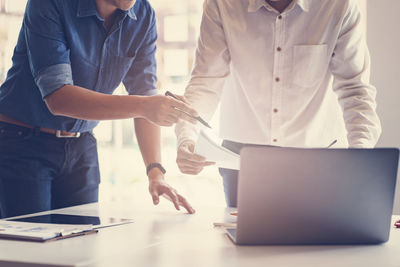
[
  {"xmin": 34, "ymin": 63, "xmax": 73, "ymax": 99},
  {"xmin": 24, "ymin": 0, "xmax": 73, "ymax": 99}
]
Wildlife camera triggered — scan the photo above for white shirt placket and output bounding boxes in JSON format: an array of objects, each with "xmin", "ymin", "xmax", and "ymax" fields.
[{"xmin": 270, "ymin": 13, "xmax": 284, "ymax": 145}]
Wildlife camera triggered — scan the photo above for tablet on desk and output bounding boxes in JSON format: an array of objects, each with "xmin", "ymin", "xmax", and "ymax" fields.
[{"xmin": 8, "ymin": 214, "xmax": 133, "ymax": 229}]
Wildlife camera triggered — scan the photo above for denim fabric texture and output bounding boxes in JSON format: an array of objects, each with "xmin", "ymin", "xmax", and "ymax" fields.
[
  {"xmin": 0, "ymin": 122, "xmax": 100, "ymax": 219},
  {"xmin": 218, "ymin": 140, "xmax": 248, "ymax": 208}
]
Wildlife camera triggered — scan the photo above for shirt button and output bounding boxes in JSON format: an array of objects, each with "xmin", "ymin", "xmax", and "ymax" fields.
[
  {"xmin": 273, "ymin": 108, "xmax": 278, "ymax": 113},
  {"xmin": 277, "ymin": 47, "xmax": 282, "ymax": 52},
  {"xmin": 275, "ymin": 77, "xmax": 280, "ymax": 82},
  {"xmin": 278, "ymin": 15, "xmax": 282, "ymax": 20},
  {"xmin": 273, "ymin": 139, "xmax": 278, "ymax": 142}
]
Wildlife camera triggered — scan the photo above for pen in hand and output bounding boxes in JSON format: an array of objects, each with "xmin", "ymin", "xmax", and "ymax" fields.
[{"xmin": 165, "ymin": 91, "xmax": 212, "ymax": 129}]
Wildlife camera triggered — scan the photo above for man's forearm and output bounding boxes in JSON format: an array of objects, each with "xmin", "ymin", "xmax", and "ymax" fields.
[
  {"xmin": 135, "ymin": 117, "xmax": 162, "ymax": 171},
  {"xmin": 135, "ymin": 116, "xmax": 196, "ymax": 214},
  {"xmin": 44, "ymin": 84, "xmax": 147, "ymax": 120}
]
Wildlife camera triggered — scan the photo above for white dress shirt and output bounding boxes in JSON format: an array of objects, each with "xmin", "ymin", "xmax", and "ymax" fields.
[{"xmin": 176, "ymin": 0, "xmax": 381, "ymax": 148}]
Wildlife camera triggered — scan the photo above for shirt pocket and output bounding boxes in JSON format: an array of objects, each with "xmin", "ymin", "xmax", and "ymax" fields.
[
  {"xmin": 102, "ymin": 53, "xmax": 135, "ymax": 92},
  {"xmin": 70, "ymin": 52, "xmax": 99, "ymax": 90},
  {"xmin": 292, "ymin": 44, "xmax": 328, "ymax": 88}
]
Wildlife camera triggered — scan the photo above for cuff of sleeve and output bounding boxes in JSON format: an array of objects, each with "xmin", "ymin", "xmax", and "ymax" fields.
[
  {"xmin": 35, "ymin": 63, "xmax": 74, "ymax": 99},
  {"xmin": 348, "ymin": 138, "xmax": 375, "ymax": 148},
  {"xmin": 175, "ymin": 121, "xmax": 199, "ymax": 148},
  {"xmin": 128, "ymin": 88, "xmax": 158, "ymax": 96}
]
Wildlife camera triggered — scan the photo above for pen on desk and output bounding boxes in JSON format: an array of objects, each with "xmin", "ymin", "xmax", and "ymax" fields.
[
  {"xmin": 165, "ymin": 91, "xmax": 212, "ymax": 129},
  {"xmin": 327, "ymin": 139, "xmax": 337, "ymax": 148},
  {"xmin": 213, "ymin": 222, "xmax": 237, "ymax": 228}
]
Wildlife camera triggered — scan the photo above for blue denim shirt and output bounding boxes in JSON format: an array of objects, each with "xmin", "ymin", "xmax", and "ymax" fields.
[{"xmin": 0, "ymin": 0, "xmax": 157, "ymax": 132}]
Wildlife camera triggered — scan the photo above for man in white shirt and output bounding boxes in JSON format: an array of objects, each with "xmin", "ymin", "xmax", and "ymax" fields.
[{"xmin": 175, "ymin": 0, "xmax": 381, "ymax": 207}]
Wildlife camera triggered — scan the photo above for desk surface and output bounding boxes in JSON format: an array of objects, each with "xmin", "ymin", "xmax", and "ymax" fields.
[{"xmin": 0, "ymin": 202, "xmax": 399, "ymax": 267}]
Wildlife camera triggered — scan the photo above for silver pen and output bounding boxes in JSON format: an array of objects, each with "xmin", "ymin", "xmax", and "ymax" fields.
[{"xmin": 165, "ymin": 91, "xmax": 212, "ymax": 129}]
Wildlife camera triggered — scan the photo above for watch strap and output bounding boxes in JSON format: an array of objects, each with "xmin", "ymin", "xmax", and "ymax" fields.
[{"xmin": 146, "ymin": 163, "xmax": 166, "ymax": 175}]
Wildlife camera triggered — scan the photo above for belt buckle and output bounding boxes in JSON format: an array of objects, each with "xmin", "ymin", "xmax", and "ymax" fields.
[{"xmin": 56, "ymin": 130, "xmax": 81, "ymax": 138}]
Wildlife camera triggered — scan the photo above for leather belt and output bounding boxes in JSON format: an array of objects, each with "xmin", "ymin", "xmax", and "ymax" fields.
[{"xmin": 0, "ymin": 114, "xmax": 81, "ymax": 138}]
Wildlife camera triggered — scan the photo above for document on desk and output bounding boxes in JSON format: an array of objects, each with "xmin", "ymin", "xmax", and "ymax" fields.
[
  {"xmin": 0, "ymin": 220, "xmax": 95, "ymax": 242},
  {"xmin": 213, "ymin": 210, "xmax": 238, "ymax": 228},
  {"xmin": 195, "ymin": 129, "xmax": 240, "ymax": 170}
]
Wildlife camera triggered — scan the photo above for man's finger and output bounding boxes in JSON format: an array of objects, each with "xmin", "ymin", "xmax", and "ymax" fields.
[
  {"xmin": 178, "ymin": 195, "xmax": 195, "ymax": 214},
  {"xmin": 177, "ymin": 157, "xmax": 214, "ymax": 168},
  {"xmin": 177, "ymin": 112, "xmax": 198, "ymax": 124},
  {"xmin": 165, "ymin": 93, "xmax": 189, "ymax": 104},
  {"xmin": 177, "ymin": 162, "xmax": 205, "ymax": 172},
  {"xmin": 167, "ymin": 107, "xmax": 185, "ymax": 118},
  {"xmin": 177, "ymin": 147, "xmax": 196, "ymax": 158},
  {"xmin": 170, "ymin": 106, "xmax": 198, "ymax": 125},
  {"xmin": 162, "ymin": 120, "xmax": 174, "ymax": 127},
  {"xmin": 166, "ymin": 106, "xmax": 197, "ymax": 124},
  {"xmin": 181, "ymin": 142, "xmax": 195, "ymax": 153},
  {"xmin": 165, "ymin": 114, "xmax": 179, "ymax": 124},
  {"xmin": 177, "ymin": 161, "xmax": 215, "ymax": 174},
  {"xmin": 176, "ymin": 162, "xmax": 204, "ymax": 172},
  {"xmin": 178, "ymin": 150, "xmax": 207, "ymax": 162},
  {"xmin": 179, "ymin": 167, "xmax": 202, "ymax": 175},
  {"xmin": 150, "ymin": 188, "xmax": 160, "ymax": 205},
  {"xmin": 177, "ymin": 161, "xmax": 202, "ymax": 169},
  {"xmin": 163, "ymin": 189, "xmax": 180, "ymax": 211},
  {"xmin": 169, "ymin": 98, "xmax": 198, "ymax": 117},
  {"xmin": 171, "ymin": 94, "xmax": 190, "ymax": 104}
]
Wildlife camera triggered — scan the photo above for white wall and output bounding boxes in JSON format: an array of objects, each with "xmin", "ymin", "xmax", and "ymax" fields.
[{"xmin": 366, "ymin": 0, "xmax": 400, "ymax": 214}]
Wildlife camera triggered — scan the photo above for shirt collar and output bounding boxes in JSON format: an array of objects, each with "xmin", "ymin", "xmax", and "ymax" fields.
[
  {"xmin": 77, "ymin": 0, "xmax": 137, "ymax": 21},
  {"xmin": 77, "ymin": 0, "xmax": 99, "ymax": 18},
  {"xmin": 123, "ymin": 8, "xmax": 137, "ymax": 20},
  {"xmin": 247, "ymin": 0, "xmax": 265, "ymax": 12},
  {"xmin": 247, "ymin": 0, "xmax": 310, "ymax": 13},
  {"xmin": 296, "ymin": 0, "xmax": 310, "ymax": 12}
]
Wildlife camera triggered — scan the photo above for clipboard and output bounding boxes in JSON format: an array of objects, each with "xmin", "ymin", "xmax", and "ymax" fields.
[
  {"xmin": 0, "ymin": 229, "xmax": 98, "ymax": 242},
  {"xmin": 0, "ymin": 220, "xmax": 97, "ymax": 242}
]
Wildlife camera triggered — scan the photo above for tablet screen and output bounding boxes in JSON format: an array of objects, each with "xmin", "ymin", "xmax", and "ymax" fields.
[{"xmin": 9, "ymin": 214, "xmax": 133, "ymax": 229}]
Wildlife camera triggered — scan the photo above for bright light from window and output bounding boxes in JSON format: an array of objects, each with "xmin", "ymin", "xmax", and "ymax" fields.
[
  {"xmin": 163, "ymin": 49, "xmax": 189, "ymax": 76},
  {"xmin": 163, "ymin": 15, "xmax": 189, "ymax": 42},
  {"xmin": 5, "ymin": 0, "xmax": 27, "ymax": 13}
]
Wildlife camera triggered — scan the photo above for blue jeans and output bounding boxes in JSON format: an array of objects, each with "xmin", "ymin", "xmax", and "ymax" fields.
[
  {"xmin": 0, "ymin": 122, "xmax": 100, "ymax": 219},
  {"xmin": 219, "ymin": 140, "xmax": 248, "ymax": 208}
]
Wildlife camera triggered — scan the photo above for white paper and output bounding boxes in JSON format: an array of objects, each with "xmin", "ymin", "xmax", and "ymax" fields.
[{"xmin": 195, "ymin": 129, "xmax": 240, "ymax": 170}]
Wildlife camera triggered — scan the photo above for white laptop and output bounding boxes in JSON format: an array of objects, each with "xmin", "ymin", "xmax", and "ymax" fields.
[{"xmin": 226, "ymin": 146, "xmax": 399, "ymax": 245}]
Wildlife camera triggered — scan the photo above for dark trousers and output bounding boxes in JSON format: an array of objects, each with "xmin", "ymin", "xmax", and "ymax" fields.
[
  {"xmin": 219, "ymin": 140, "xmax": 248, "ymax": 208},
  {"xmin": 0, "ymin": 122, "xmax": 100, "ymax": 219}
]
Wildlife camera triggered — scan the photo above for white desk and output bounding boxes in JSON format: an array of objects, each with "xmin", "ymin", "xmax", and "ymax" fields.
[{"xmin": 0, "ymin": 202, "xmax": 399, "ymax": 267}]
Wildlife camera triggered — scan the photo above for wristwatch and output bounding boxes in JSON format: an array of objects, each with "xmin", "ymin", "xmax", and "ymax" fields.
[{"xmin": 146, "ymin": 163, "xmax": 166, "ymax": 175}]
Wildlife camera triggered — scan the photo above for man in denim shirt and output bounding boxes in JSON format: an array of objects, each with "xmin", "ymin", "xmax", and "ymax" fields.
[{"xmin": 0, "ymin": 0, "xmax": 197, "ymax": 218}]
